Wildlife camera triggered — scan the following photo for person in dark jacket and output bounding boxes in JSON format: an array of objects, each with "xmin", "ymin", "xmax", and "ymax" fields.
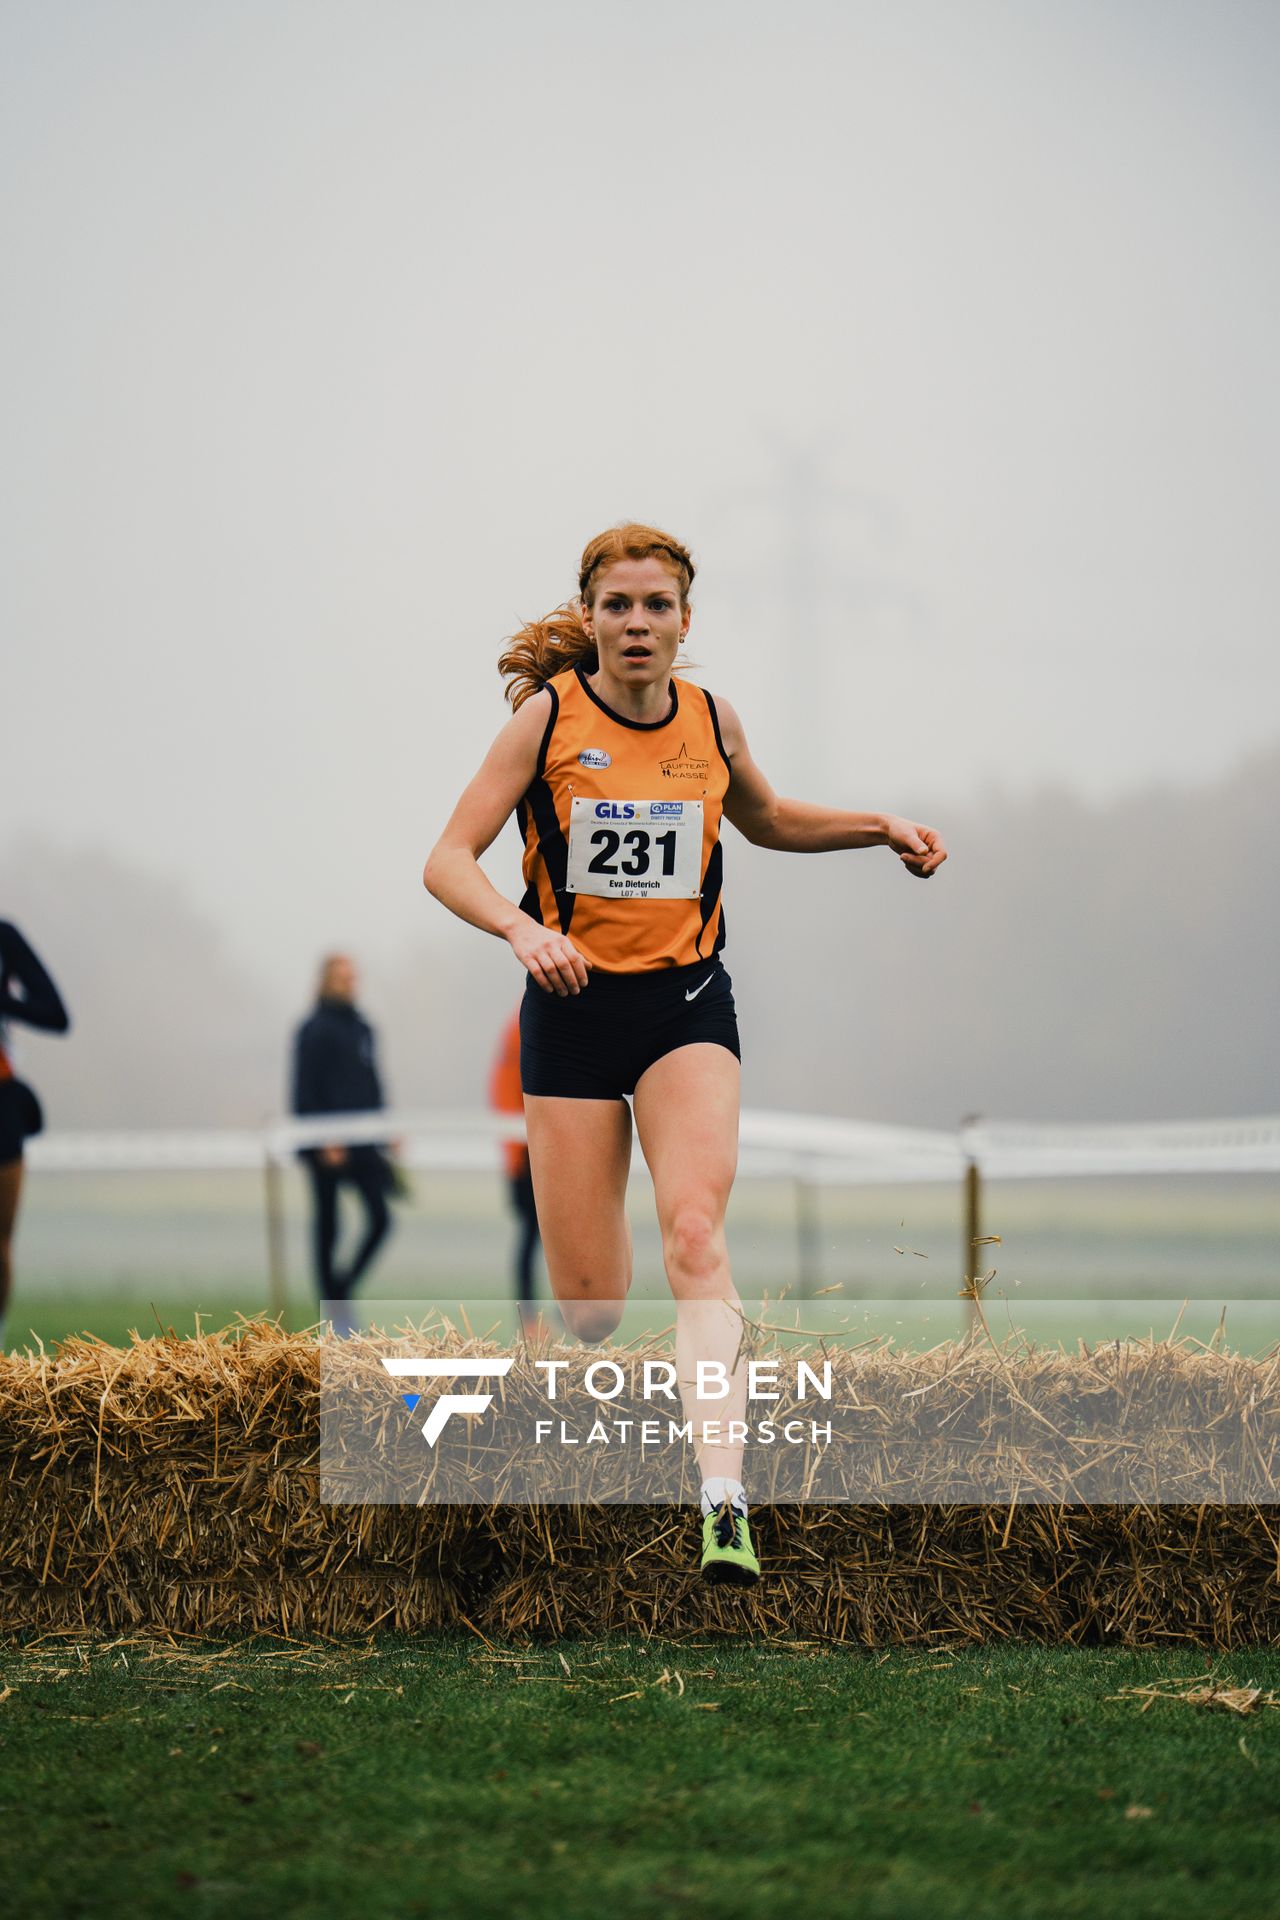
[
  {"xmin": 292, "ymin": 953, "xmax": 395, "ymax": 1317},
  {"xmin": 1, "ymin": 921, "xmax": 71, "ymax": 1351}
]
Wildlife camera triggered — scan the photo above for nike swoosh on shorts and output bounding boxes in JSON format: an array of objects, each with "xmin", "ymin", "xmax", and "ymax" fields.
[{"xmin": 685, "ymin": 975, "xmax": 714, "ymax": 1002}]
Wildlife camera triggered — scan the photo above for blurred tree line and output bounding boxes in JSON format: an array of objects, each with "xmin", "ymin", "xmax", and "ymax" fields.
[{"xmin": 4, "ymin": 742, "xmax": 1276, "ymax": 1129}]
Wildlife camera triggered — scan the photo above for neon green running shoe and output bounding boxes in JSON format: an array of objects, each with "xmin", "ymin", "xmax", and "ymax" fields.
[{"xmin": 700, "ymin": 1502, "xmax": 761, "ymax": 1586}]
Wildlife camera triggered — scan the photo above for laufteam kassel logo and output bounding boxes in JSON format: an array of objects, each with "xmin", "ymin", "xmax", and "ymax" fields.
[
  {"xmin": 659, "ymin": 741, "xmax": 710, "ymax": 781},
  {"xmin": 382, "ymin": 1357, "xmax": 515, "ymax": 1445}
]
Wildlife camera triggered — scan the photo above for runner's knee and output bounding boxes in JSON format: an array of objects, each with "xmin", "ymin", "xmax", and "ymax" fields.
[
  {"xmin": 559, "ymin": 1297, "xmax": 625, "ymax": 1345},
  {"xmin": 663, "ymin": 1206, "xmax": 722, "ymax": 1289}
]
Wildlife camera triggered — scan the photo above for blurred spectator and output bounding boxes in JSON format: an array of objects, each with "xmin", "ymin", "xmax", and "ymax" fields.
[
  {"xmin": 0, "ymin": 922, "xmax": 71, "ymax": 1350},
  {"xmin": 489, "ymin": 1005, "xmax": 543, "ymax": 1335},
  {"xmin": 292, "ymin": 953, "xmax": 395, "ymax": 1322}
]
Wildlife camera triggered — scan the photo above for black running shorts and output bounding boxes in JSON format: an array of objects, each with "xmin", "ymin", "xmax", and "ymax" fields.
[
  {"xmin": 0, "ymin": 1078, "xmax": 41, "ymax": 1165},
  {"xmin": 519, "ymin": 958, "xmax": 741, "ymax": 1100}
]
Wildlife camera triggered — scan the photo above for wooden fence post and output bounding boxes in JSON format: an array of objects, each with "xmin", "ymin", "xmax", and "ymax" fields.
[
  {"xmin": 264, "ymin": 1145, "xmax": 288, "ymax": 1322},
  {"xmin": 961, "ymin": 1116, "xmax": 982, "ymax": 1337}
]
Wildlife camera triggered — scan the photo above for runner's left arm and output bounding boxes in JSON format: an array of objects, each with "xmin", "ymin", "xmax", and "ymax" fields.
[
  {"xmin": 714, "ymin": 697, "xmax": 947, "ymax": 878},
  {"xmin": 0, "ymin": 922, "xmax": 72, "ymax": 1030}
]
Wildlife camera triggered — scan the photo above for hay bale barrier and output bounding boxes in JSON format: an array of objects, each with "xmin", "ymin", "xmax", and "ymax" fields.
[{"xmin": 1, "ymin": 1324, "xmax": 1277, "ymax": 1645}]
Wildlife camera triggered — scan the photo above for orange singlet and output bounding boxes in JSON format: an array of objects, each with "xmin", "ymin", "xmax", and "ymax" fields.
[{"xmin": 516, "ymin": 665, "xmax": 732, "ymax": 974}]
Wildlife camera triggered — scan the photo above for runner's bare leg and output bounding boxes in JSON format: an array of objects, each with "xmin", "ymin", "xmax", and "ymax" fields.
[
  {"xmin": 633, "ymin": 1044, "xmax": 745, "ymax": 1484},
  {"xmin": 524, "ymin": 1095, "xmax": 633, "ymax": 1344}
]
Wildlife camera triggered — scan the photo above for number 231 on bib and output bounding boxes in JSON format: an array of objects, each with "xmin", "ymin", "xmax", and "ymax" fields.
[{"xmin": 565, "ymin": 799, "xmax": 704, "ymax": 900}]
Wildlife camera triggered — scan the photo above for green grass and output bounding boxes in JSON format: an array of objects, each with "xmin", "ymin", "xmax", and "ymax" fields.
[
  {"xmin": 9, "ymin": 1166, "xmax": 1279, "ymax": 1356},
  {"xmin": 7, "ymin": 1284, "xmax": 1277, "ymax": 1361},
  {"xmin": 16, "ymin": 1168, "xmax": 1280, "ymax": 1309},
  {"xmin": 4, "ymin": 1286, "xmax": 317, "ymax": 1350},
  {"xmin": 2, "ymin": 1638, "xmax": 1278, "ymax": 1918}
]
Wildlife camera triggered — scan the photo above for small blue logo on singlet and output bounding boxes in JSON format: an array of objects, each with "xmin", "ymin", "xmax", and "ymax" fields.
[{"xmin": 578, "ymin": 749, "xmax": 611, "ymax": 769}]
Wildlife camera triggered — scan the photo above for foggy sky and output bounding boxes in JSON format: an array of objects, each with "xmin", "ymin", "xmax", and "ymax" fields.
[{"xmin": 4, "ymin": 0, "xmax": 1278, "ymax": 1004}]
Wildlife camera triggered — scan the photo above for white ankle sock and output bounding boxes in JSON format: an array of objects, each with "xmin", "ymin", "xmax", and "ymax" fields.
[{"xmin": 700, "ymin": 1476, "xmax": 747, "ymax": 1517}]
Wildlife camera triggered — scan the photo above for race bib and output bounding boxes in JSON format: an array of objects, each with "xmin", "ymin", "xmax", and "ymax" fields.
[{"xmin": 566, "ymin": 799, "xmax": 704, "ymax": 900}]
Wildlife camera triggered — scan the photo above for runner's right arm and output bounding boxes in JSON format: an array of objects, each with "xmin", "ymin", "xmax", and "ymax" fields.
[{"xmin": 423, "ymin": 694, "xmax": 591, "ymax": 996}]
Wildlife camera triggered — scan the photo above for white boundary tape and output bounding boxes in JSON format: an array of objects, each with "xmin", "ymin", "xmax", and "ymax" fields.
[
  {"xmin": 23, "ymin": 1108, "xmax": 1280, "ymax": 1183},
  {"xmin": 964, "ymin": 1115, "xmax": 1280, "ymax": 1180}
]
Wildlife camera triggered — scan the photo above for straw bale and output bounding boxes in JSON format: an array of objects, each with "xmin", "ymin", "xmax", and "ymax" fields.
[{"xmin": 1, "ymin": 1323, "xmax": 1277, "ymax": 1644}]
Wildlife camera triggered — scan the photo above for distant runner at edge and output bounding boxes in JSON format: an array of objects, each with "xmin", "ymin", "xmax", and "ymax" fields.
[{"xmin": 423, "ymin": 521, "xmax": 947, "ymax": 1583}]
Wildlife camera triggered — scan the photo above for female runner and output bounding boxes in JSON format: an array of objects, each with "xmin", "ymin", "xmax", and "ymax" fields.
[
  {"xmin": 423, "ymin": 523, "xmax": 946, "ymax": 1583},
  {"xmin": 0, "ymin": 921, "xmax": 71, "ymax": 1352}
]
